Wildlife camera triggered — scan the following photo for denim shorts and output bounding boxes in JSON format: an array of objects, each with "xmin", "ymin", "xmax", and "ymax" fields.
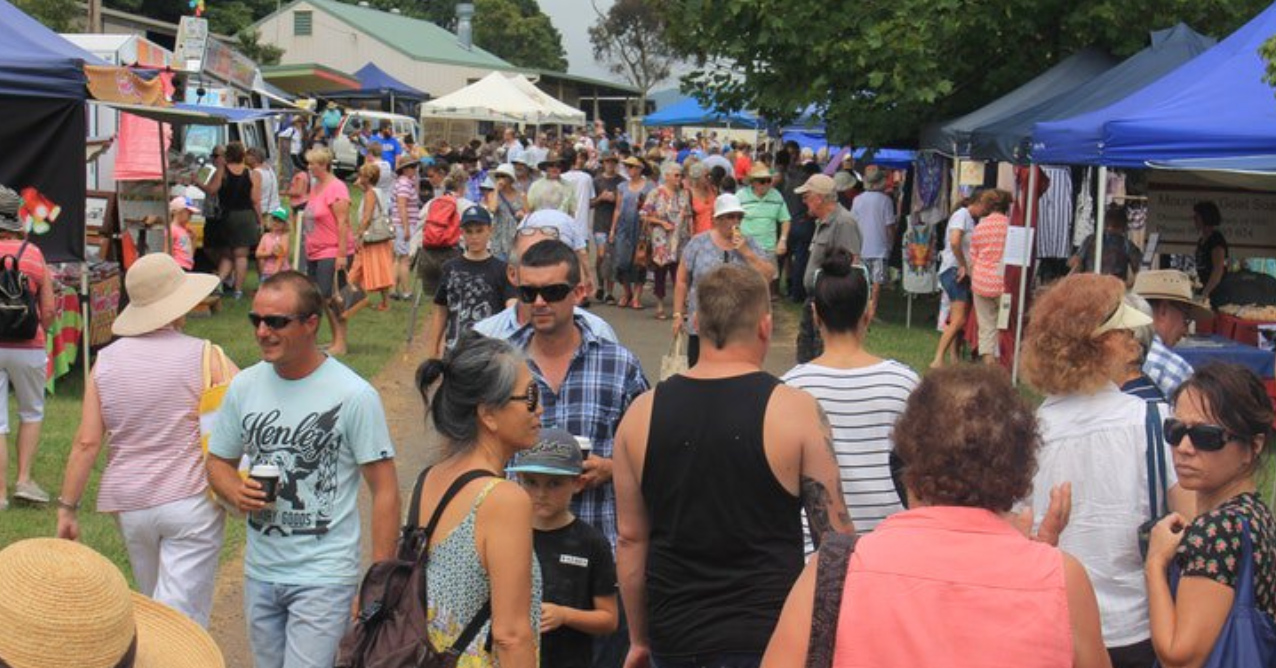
[
  {"xmin": 939, "ymin": 267, "xmax": 972, "ymax": 303},
  {"xmin": 244, "ymin": 577, "xmax": 357, "ymax": 668}
]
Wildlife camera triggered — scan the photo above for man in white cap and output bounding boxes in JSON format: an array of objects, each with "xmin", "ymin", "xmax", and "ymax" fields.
[
  {"xmin": 850, "ymin": 166, "xmax": 895, "ymax": 320},
  {"xmin": 1132, "ymin": 269, "xmax": 1212, "ymax": 397},
  {"xmin": 794, "ymin": 174, "xmax": 862, "ymax": 363}
]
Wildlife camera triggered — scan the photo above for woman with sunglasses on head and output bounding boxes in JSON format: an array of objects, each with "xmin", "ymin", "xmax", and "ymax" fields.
[
  {"xmin": 1023, "ymin": 273, "xmax": 1191, "ymax": 668},
  {"xmin": 57, "ymin": 254, "xmax": 233, "ymax": 627},
  {"xmin": 415, "ymin": 332, "xmax": 544, "ymax": 668},
  {"xmin": 1145, "ymin": 363, "xmax": 1276, "ymax": 668}
]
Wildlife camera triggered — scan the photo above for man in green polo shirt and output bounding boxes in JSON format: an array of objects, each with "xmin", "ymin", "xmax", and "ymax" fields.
[{"xmin": 738, "ymin": 163, "xmax": 792, "ymax": 297}]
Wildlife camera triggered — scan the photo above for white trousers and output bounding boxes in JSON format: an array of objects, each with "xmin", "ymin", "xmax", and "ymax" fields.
[{"xmin": 116, "ymin": 492, "xmax": 226, "ymax": 627}]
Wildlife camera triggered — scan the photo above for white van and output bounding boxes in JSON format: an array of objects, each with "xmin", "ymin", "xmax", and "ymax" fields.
[{"xmin": 331, "ymin": 111, "xmax": 422, "ymax": 176}]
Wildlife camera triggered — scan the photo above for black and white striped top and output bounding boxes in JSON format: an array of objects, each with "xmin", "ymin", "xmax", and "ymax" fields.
[{"xmin": 782, "ymin": 360, "xmax": 919, "ymax": 550}]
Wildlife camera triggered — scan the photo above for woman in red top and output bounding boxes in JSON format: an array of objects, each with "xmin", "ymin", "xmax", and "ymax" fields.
[
  {"xmin": 0, "ymin": 186, "xmax": 56, "ymax": 509},
  {"xmin": 686, "ymin": 162, "xmax": 717, "ymax": 235},
  {"xmin": 969, "ymin": 189, "xmax": 1012, "ymax": 365}
]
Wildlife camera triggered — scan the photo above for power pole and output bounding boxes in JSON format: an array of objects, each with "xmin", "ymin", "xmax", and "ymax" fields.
[{"xmin": 87, "ymin": 0, "xmax": 103, "ymax": 32}]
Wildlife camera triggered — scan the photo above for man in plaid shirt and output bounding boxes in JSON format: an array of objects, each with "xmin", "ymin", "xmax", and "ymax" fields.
[
  {"xmin": 1133, "ymin": 270, "xmax": 1210, "ymax": 398},
  {"xmin": 509, "ymin": 238, "xmax": 648, "ymax": 668}
]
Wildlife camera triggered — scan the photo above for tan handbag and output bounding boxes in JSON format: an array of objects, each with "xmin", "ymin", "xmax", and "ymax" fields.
[{"xmin": 659, "ymin": 333, "xmax": 689, "ymax": 380}]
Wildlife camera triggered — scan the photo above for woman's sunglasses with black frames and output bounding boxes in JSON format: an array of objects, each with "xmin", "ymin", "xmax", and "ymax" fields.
[
  {"xmin": 1164, "ymin": 417, "xmax": 1248, "ymax": 452},
  {"xmin": 509, "ymin": 382, "xmax": 540, "ymax": 412}
]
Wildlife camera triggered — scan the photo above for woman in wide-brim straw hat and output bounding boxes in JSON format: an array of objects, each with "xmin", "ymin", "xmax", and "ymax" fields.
[
  {"xmin": 0, "ymin": 537, "xmax": 224, "ymax": 668},
  {"xmin": 57, "ymin": 253, "xmax": 236, "ymax": 628},
  {"xmin": 610, "ymin": 156, "xmax": 654, "ymax": 308}
]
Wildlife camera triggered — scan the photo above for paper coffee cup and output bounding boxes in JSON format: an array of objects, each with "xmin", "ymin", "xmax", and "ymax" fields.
[
  {"xmin": 250, "ymin": 463, "xmax": 281, "ymax": 503},
  {"xmin": 575, "ymin": 436, "xmax": 592, "ymax": 458}
]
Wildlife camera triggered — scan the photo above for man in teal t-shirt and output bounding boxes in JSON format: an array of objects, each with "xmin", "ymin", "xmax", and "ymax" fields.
[
  {"xmin": 738, "ymin": 164, "xmax": 792, "ymax": 294},
  {"xmin": 208, "ymin": 271, "xmax": 400, "ymax": 668}
]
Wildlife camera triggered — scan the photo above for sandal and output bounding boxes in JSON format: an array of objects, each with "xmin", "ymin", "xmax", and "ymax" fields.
[
  {"xmin": 655, "ymin": 311, "xmax": 668, "ymax": 320},
  {"xmin": 631, "ymin": 302, "xmax": 645, "ymax": 311}
]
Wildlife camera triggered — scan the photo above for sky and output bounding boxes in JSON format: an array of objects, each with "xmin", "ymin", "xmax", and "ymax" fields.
[{"xmin": 536, "ymin": 0, "xmax": 619, "ymax": 83}]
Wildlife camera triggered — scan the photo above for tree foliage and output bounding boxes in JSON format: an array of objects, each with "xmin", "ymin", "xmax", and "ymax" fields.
[
  {"xmin": 472, "ymin": 0, "xmax": 568, "ymax": 71},
  {"xmin": 236, "ymin": 28, "xmax": 283, "ymax": 66},
  {"xmin": 14, "ymin": 0, "xmax": 82, "ymax": 32},
  {"xmin": 659, "ymin": 0, "xmax": 1270, "ymax": 147},
  {"xmin": 588, "ymin": 0, "xmax": 676, "ymax": 94}
]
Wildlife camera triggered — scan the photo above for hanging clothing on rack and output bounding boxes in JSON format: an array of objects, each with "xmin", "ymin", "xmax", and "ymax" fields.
[
  {"xmin": 902, "ymin": 213, "xmax": 938, "ymax": 295},
  {"xmin": 1036, "ymin": 166, "xmax": 1073, "ymax": 259},
  {"xmin": 1073, "ymin": 167, "xmax": 1095, "ymax": 249}
]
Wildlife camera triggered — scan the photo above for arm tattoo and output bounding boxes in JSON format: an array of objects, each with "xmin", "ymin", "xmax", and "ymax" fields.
[{"xmin": 802, "ymin": 474, "xmax": 833, "ymax": 550}]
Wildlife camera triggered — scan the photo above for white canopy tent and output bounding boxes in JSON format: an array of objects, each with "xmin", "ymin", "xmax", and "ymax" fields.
[{"xmin": 421, "ymin": 71, "xmax": 585, "ymax": 125}]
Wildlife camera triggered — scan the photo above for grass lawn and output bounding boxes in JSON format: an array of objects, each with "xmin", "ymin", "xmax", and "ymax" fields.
[{"xmin": 0, "ymin": 272, "xmax": 430, "ymax": 580}]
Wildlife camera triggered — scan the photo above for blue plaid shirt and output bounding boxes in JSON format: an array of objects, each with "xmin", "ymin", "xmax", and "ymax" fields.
[
  {"xmin": 511, "ymin": 316, "xmax": 649, "ymax": 547},
  {"xmin": 1143, "ymin": 336, "xmax": 1193, "ymax": 399}
]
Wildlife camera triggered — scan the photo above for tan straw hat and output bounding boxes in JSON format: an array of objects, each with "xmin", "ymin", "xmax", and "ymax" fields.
[
  {"xmin": 1132, "ymin": 269, "xmax": 1214, "ymax": 322},
  {"xmin": 0, "ymin": 538, "xmax": 224, "ymax": 668},
  {"xmin": 747, "ymin": 164, "xmax": 773, "ymax": 182},
  {"xmin": 112, "ymin": 254, "xmax": 221, "ymax": 336}
]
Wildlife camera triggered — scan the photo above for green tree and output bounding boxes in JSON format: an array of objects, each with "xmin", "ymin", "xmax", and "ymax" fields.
[
  {"xmin": 588, "ymin": 0, "xmax": 677, "ymax": 123},
  {"xmin": 14, "ymin": 0, "xmax": 81, "ymax": 32},
  {"xmin": 236, "ymin": 28, "xmax": 283, "ymax": 66},
  {"xmin": 472, "ymin": 0, "xmax": 567, "ymax": 71},
  {"xmin": 660, "ymin": 0, "xmax": 1269, "ymax": 147}
]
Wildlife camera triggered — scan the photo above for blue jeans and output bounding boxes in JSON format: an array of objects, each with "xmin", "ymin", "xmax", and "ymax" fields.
[{"xmin": 244, "ymin": 577, "xmax": 357, "ymax": 668}]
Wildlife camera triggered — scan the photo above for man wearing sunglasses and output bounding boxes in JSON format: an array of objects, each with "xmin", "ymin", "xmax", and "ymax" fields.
[
  {"xmin": 508, "ymin": 239, "xmax": 649, "ymax": 668},
  {"xmin": 1133, "ymin": 270, "xmax": 1213, "ymax": 398},
  {"xmin": 473, "ymin": 228, "xmax": 616, "ymax": 342},
  {"xmin": 207, "ymin": 271, "xmax": 401, "ymax": 668}
]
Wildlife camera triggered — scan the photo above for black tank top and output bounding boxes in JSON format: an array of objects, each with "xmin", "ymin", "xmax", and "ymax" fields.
[
  {"xmin": 642, "ymin": 371, "xmax": 803, "ymax": 657},
  {"xmin": 219, "ymin": 165, "xmax": 254, "ymax": 212}
]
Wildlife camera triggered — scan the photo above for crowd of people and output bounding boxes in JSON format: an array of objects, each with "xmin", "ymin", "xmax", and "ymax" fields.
[{"xmin": 0, "ymin": 113, "xmax": 1273, "ymax": 668}]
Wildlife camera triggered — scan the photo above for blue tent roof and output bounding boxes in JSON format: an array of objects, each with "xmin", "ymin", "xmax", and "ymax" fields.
[
  {"xmin": 969, "ymin": 24, "xmax": 1214, "ymax": 164},
  {"xmin": 1034, "ymin": 2, "xmax": 1276, "ymax": 166},
  {"xmin": 0, "ymin": 0, "xmax": 105, "ymax": 99},
  {"xmin": 821, "ymin": 146, "xmax": 917, "ymax": 172},
  {"xmin": 351, "ymin": 62, "xmax": 426, "ymax": 100},
  {"xmin": 643, "ymin": 96, "xmax": 759, "ymax": 128},
  {"xmin": 920, "ymin": 48, "xmax": 1119, "ymax": 156},
  {"xmin": 1148, "ymin": 155, "xmax": 1276, "ymax": 173}
]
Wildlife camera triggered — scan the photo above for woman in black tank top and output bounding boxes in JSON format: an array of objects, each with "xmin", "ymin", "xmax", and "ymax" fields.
[{"xmin": 198, "ymin": 141, "xmax": 261, "ymax": 298}]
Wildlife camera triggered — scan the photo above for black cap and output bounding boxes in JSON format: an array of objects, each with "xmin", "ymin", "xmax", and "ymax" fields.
[{"xmin": 460, "ymin": 206, "xmax": 492, "ymax": 226}]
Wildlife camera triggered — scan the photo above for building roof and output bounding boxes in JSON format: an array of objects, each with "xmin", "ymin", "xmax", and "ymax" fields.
[
  {"xmin": 258, "ymin": 0, "xmax": 514, "ymax": 71},
  {"xmin": 531, "ymin": 69, "xmax": 640, "ymax": 96},
  {"xmin": 261, "ymin": 62, "xmax": 360, "ymax": 93}
]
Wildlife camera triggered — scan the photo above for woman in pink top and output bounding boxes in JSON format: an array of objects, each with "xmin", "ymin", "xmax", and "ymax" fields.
[
  {"xmin": 763, "ymin": 365, "xmax": 1111, "ymax": 668},
  {"xmin": 302, "ymin": 147, "xmax": 354, "ymax": 355},
  {"xmin": 0, "ymin": 186, "xmax": 55, "ymax": 510},
  {"xmin": 57, "ymin": 254, "xmax": 233, "ymax": 627},
  {"xmin": 969, "ymin": 189, "xmax": 1012, "ymax": 364}
]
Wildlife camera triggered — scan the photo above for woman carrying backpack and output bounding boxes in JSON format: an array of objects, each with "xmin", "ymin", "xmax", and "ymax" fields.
[{"xmin": 0, "ymin": 186, "xmax": 55, "ymax": 511}]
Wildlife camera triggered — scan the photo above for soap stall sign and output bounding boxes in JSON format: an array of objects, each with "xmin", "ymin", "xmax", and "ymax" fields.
[{"xmin": 1148, "ymin": 172, "xmax": 1276, "ymax": 258}]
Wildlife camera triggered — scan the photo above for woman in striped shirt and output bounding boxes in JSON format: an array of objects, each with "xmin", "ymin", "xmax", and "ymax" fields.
[
  {"xmin": 782, "ymin": 249, "xmax": 918, "ymax": 539},
  {"xmin": 56, "ymin": 254, "xmax": 234, "ymax": 627},
  {"xmin": 969, "ymin": 189, "xmax": 1013, "ymax": 365}
]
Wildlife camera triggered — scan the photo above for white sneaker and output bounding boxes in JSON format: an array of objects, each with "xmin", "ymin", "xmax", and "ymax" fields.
[{"xmin": 13, "ymin": 481, "xmax": 49, "ymax": 504}]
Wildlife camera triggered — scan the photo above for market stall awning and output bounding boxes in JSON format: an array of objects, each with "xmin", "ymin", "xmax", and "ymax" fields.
[
  {"xmin": 92, "ymin": 101, "xmax": 292, "ymax": 126},
  {"xmin": 422, "ymin": 71, "xmax": 580, "ymax": 124},
  {"xmin": 508, "ymin": 74, "xmax": 585, "ymax": 125},
  {"xmin": 643, "ymin": 96, "xmax": 759, "ymax": 128},
  {"xmin": 1034, "ymin": 1, "xmax": 1276, "ymax": 166},
  {"xmin": 0, "ymin": 0, "xmax": 106, "ymax": 99},
  {"xmin": 968, "ymin": 24, "xmax": 1214, "ymax": 164},
  {"xmin": 347, "ymin": 62, "xmax": 427, "ymax": 101},
  {"xmin": 920, "ymin": 48, "xmax": 1118, "ymax": 156},
  {"xmin": 823, "ymin": 147, "xmax": 917, "ymax": 172},
  {"xmin": 261, "ymin": 62, "xmax": 359, "ymax": 95}
]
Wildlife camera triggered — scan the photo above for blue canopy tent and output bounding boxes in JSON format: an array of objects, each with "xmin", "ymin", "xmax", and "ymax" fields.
[
  {"xmin": 822, "ymin": 146, "xmax": 917, "ymax": 172},
  {"xmin": 1033, "ymin": 2, "xmax": 1276, "ymax": 166},
  {"xmin": 327, "ymin": 63, "xmax": 427, "ymax": 115},
  {"xmin": 920, "ymin": 48, "xmax": 1118, "ymax": 157},
  {"xmin": 969, "ymin": 24, "xmax": 1214, "ymax": 164},
  {"xmin": 0, "ymin": 0, "xmax": 108, "ymax": 264},
  {"xmin": 643, "ymin": 96, "xmax": 759, "ymax": 128}
]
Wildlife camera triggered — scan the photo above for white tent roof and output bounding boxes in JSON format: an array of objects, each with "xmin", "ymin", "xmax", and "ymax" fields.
[
  {"xmin": 508, "ymin": 74, "xmax": 585, "ymax": 125},
  {"xmin": 421, "ymin": 71, "xmax": 585, "ymax": 125}
]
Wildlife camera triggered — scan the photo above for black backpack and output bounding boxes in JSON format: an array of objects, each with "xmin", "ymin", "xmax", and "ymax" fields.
[
  {"xmin": 0, "ymin": 240, "xmax": 39, "ymax": 342},
  {"xmin": 335, "ymin": 467, "xmax": 495, "ymax": 668}
]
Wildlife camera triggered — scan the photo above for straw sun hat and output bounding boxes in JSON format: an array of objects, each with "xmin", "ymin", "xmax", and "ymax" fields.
[
  {"xmin": 0, "ymin": 538, "xmax": 224, "ymax": 668},
  {"xmin": 111, "ymin": 253, "xmax": 221, "ymax": 337}
]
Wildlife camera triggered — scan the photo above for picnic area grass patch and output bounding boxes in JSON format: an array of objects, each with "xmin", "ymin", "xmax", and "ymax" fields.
[{"xmin": 0, "ymin": 272, "xmax": 430, "ymax": 582}]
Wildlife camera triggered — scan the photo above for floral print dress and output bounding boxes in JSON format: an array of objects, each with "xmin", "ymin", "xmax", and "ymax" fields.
[
  {"xmin": 643, "ymin": 185, "xmax": 691, "ymax": 267},
  {"xmin": 1175, "ymin": 491, "xmax": 1276, "ymax": 622}
]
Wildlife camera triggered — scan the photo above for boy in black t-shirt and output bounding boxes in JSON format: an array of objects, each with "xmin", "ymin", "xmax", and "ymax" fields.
[
  {"xmin": 507, "ymin": 429, "xmax": 618, "ymax": 668},
  {"xmin": 426, "ymin": 205, "xmax": 517, "ymax": 357}
]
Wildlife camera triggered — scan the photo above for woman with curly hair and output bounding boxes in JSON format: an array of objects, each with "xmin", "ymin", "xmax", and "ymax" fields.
[
  {"xmin": 1145, "ymin": 363, "xmax": 1276, "ymax": 667},
  {"xmin": 762, "ymin": 365, "xmax": 1108, "ymax": 667},
  {"xmin": 1023, "ymin": 272, "xmax": 1190, "ymax": 668}
]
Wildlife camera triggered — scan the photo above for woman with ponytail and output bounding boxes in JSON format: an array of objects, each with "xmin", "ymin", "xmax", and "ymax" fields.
[{"xmin": 414, "ymin": 332, "xmax": 543, "ymax": 668}]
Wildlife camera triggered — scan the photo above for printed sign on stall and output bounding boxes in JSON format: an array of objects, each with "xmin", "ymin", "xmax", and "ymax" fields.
[{"xmin": 1147, "ymin": 172, "xmax": 1276, "ymax": 258}]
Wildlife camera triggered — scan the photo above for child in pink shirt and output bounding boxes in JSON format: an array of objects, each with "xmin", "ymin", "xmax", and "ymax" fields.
[
  {"xmin": 167, "ymin": 196, "xmax": 198, "ymax": 271},
  {"xmin": 256, "ymin": 208, "xmax": 292, "ymax": 281}
]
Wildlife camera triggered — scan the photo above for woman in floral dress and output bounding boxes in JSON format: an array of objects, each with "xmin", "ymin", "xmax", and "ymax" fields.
[{"xmin": 643, "ymin": 161, "xmax": 692, "ymax": 320}]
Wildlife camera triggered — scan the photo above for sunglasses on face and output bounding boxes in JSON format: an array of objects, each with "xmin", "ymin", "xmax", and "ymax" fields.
[
  {"xmin": 509, "ymin": 382, "xmax": 540, "ymax": 412},
  {"xmin": 517, "ymin": 226, "xmax": 561, "ymax": 240},
  {"xmin": 1164, "ymin": 417, "xmax": 1244, "ymax": 452},
  {"xmin": 249, "ymin": 312, "xmax": 312, "ymax": 330},
  {"xmin": 518, "ymin": 283, "xmax": 575, "ymax": 304}
]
